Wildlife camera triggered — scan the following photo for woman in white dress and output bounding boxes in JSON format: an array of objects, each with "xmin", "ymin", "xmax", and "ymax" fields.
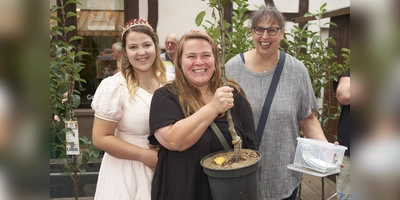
[{"xmin": 91, "ymin": 19, "xmax": 168, "ymax": 200}]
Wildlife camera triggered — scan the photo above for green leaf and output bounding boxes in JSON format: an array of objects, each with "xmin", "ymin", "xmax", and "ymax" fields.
[
  {"xmin": 66, "ymin": 11, "xmax": 77, "ymax": 18},
  {"xmin": 211, "ymin": 9, "xmax": 216, "ymax": 19},
  {"xmin": 80, "ymin": 136, "xmax": 89, "ymax": 143},
  {"xmin": 303, "ymin": 12, "xmax": 314, "ymax": 17},
  {"xmin": 223, "ymin": 21, "xmax": 231, "ymax": 30},
  {"xmin": 195, "ymin": 11, "xmax": 207, "ymax": 27},
  {"xmin": 212, "ymin": 27, "xmax": 221, "ymax": 40},
  {"xmin": 64, "ymin": 25, "xmax": 77, "ymax": 33},
  {"xmin": 76, "ymin": 51, "xmax": 89, "ymax": 57},
  {"xmin": 66, "ymin": 0, "xmax": 82, "ymax": 7},
  {"xmin": 341, "ymin": 48, "xmax": 350, "ymax": 54},
  {"xmin": 55, "ymin": 30, "xmax": 63, "ymax": 37},
  {"xmin": 324, "ymin": 22, "xmax": 338, "ymax": 27},
  {"xmin": 326, "ymin": 38, "xmax": 336, "ymax": 46},
  {"xmin": 51, "ymin": 5, "xmax": 61, "ymax": 12},
  {"xmin": 209, "ymin": 0, "xmax": 217, "ymax": 7},
  {"xmin": 82, "ymin": 151, "xmax": 89, "ymax": 161},
  {"xmin": 77, "ymin": 77, "xmax": 86, "ymax": 83},
  {"xmin": 50, "ymin": 16, "xmax": 61, "ymax": 23},
  {"xmin": 319, "ymin": 3, "xmax": 327, "ymax": 11},
  {"xmin": 68, "ymin": 36, "xmax": 84, "ymax": 43},
  {"xmin": 302, "ymin": 23, "xmax": 311, "ymax": 30}
]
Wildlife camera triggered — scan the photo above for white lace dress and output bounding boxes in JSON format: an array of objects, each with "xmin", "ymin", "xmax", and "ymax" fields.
[{"xmin": 91, "ymin": 72, "xmax": 154, "ymax": 200}]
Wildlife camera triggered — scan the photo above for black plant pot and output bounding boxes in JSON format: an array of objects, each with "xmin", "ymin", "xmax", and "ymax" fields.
[{"xmin": 200, "ymin": 149, "xmax": 261, "ymax": 200}]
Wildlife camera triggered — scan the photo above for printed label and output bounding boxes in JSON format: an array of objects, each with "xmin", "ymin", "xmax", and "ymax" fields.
[{"xmin": 65, "ymin": 121, "xmax": 80, "ymax": 155}]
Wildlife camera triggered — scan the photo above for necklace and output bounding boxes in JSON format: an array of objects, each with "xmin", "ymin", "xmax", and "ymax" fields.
[
  {"xmin": 255, "ymin": 53, "xmax": 262, "ymax": 66},
  {"xmin": 254, "ymin": 51, "xmax": 280, "ymax": 72},
  {"xmin": 139, "ymin": 80, "xmax": 153, "ymax": 90}
]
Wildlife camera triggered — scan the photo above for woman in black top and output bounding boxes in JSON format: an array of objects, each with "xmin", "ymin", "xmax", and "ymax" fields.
[{"xmin": 148, "ymin": 30, "xmax": 257, "ymax": 200}]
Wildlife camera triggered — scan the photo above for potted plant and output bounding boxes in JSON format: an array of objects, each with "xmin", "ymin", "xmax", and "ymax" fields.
[{"xmin": 196, "ymin": 0, "xmax": 261, "ymax": 199}]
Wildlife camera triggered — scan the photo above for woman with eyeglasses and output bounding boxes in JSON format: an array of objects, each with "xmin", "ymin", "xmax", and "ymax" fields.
[{"xmin": 225, "ymin": 6, "xmax": 329, "ymax": 200}]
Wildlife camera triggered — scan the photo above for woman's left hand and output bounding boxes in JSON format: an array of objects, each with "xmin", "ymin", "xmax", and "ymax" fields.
[{"xmin": 140, "ymin": 148, "xmax": 158, "ymax": 171}]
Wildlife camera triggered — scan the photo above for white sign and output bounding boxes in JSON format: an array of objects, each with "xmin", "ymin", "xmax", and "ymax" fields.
[{"xmin": 65, "ymin": 121, "xmax": 80, "ymax": 155}]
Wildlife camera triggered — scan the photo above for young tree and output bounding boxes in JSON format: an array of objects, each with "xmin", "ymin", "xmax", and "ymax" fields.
[{"xmin": 50, "ymin": 0, "xmax": 100, "ymax": 199}]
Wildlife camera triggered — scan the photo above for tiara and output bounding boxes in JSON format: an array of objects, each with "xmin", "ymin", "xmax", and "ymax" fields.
[{"xmin": 120, "ymin": 19, "xmax": 153, "ymax": 39}]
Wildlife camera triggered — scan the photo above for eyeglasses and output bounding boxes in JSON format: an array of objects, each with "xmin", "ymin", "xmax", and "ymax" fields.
[
  {"xmin": 252, "ymin": 26, "xmax": 281, "ymax": 36},
  {"xmin": 165, "ymin": 42, "xmax": 177, "ymax": 46}
]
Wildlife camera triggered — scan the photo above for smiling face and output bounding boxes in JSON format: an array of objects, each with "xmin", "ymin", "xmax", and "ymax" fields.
[
  {"xmin": 181, "ymin": 38, "xmax": 215, "ymax": 88},
  {"xmin": 124, "ymin": 31, "xmax": 156, "ymax": 73},
  {"xmin": 252, "ymin": 15, "xmax": 284, "ymax": 57}
]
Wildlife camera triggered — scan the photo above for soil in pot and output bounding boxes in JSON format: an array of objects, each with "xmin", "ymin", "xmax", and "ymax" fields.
[
  {"xmin": 202, "ymin": 149, "xmax": 260, "ymax": 169},
  {"xmin": 201, "ymin": 149, "xmax": 261, "ymax": 200}
]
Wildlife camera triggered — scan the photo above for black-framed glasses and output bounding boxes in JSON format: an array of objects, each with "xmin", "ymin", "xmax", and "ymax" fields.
[{"xmin": 252, "ymin": 26, "xmax": 281, "ymax": 36}]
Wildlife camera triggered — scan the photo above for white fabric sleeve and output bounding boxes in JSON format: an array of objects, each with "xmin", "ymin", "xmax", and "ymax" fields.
[{"xmin": 91, "ymin": 76, "xmax": 123, "ymax": 122}]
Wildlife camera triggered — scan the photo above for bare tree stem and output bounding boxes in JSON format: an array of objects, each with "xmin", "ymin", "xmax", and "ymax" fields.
[{"xmin": 217, "ymin": 0, "xmax": 242, "ymax": 160}]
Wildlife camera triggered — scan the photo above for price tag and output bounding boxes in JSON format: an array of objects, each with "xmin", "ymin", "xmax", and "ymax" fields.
[{"xmin": 65, "ymin": 121, "xmax": 80, "ymax": 155}]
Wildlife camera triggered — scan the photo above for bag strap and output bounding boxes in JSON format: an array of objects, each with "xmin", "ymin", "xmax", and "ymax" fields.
[
  {"xmin": 256, "ymin": 51, "xmax": 286, "ymax": 148},
  {"xmin": 210, "ymin": 122, "xmax": 231, "ymax": 150}
]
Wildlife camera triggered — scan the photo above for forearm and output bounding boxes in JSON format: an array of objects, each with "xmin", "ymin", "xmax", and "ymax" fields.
[
  {"xmin": 337, "ymin": 77, "xmax": 350, "ymax": 105},
  {"xmin": 156, "ymin": 104, "xmax": 219, "ymax": 151},
  {"xmin": 92, "ymin": 117, "xmax": 152, "ymax": 161},
  {"xmin": 299, "ymin": 112, "xmax": 328, "ymax": 142},
  {"xmin": 97, "ymin": 136, "xmax": 151, "ymax": 160}
]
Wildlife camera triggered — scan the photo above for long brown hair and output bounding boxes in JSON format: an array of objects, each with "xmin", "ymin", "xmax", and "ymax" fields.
[
  {"xmin": 120, "ymin": 21, "xmax": 167, "ymax": 99},
  {"xmin": 170, "ymin": 30, "xmax": 243, "ymax": 117}
]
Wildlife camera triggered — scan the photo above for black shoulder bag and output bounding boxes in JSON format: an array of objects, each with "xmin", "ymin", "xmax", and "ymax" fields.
[{"xmin": 256, "ymin": 51, "xmax": 286, "ymax": 149}]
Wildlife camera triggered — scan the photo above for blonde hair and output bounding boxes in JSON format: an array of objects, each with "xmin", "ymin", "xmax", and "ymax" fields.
[{"xmin": 120, "ymin": 23, "xmax": 167, "ymax": 99}]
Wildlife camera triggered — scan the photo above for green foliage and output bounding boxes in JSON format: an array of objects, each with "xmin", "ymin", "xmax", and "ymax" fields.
[
  {"xmin": 50, "ymin": 0, "xmax": 100, "ymax": 199},
  {"xmin": 195, "ymin": 0, "xmax": 254, "ymax": 62},
  {"xmin": 282, "ymin": 3, "xmax": 349, "ymax": 137}
]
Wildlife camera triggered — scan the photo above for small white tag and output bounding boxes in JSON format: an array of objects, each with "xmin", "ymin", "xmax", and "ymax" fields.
[{"xmin": 65, "ymin": 121, "xmax": 80, "ymax": 155}]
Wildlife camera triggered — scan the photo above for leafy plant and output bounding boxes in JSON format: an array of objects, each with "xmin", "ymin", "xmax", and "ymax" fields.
[
  {"xmin": 196, "ymin": 0, "xmax": 254, "ymax": 62},
  {"xmin": 50, "ymin": 0, "xmax": 100, "ymax": 199}
]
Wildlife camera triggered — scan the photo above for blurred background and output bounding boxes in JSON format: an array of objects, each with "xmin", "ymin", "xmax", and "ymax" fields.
[
  {"xmin": 0, "ymin": 0, "xmax": 399, "ymax": 199},
  {"xmin": 0, "ymin": 0, "xmax": 48, "ymax": 199},
  {"xmin": 351, "ymin": 0, "xmax": 400, "ymax": 200}
]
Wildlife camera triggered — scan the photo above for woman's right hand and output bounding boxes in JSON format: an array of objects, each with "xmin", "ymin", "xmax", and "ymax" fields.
[{"xmin": 210, "ymin": 86, "xmax": 235, "ymax": 113}]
